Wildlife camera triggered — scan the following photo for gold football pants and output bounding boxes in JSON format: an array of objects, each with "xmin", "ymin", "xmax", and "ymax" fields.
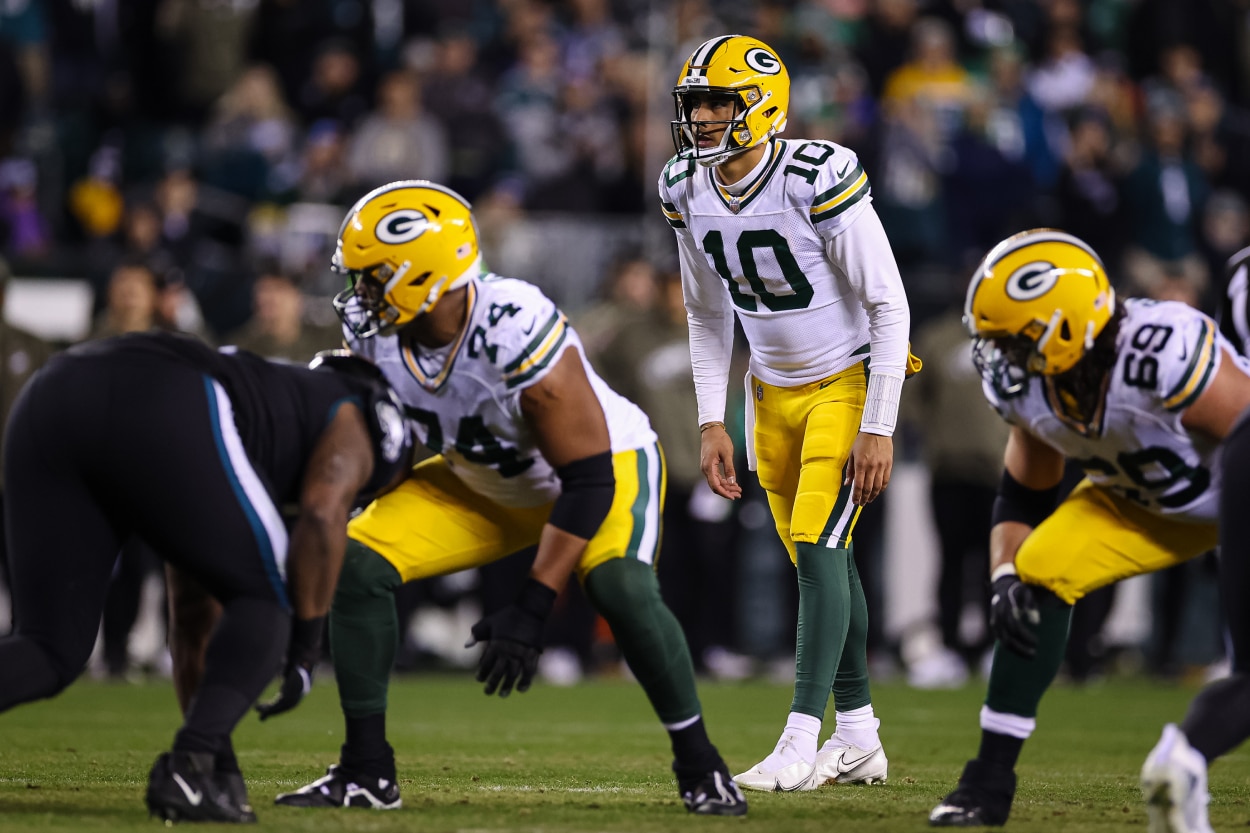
[
  {"xmin": 347, "ymin": 444, "xmax": 666, "ymax": 583},
  {"xmin": 750, "ymin": 361, "xmax": 867, "ymax": 562},
  {"xmin": 1016, "ymin": 479, "xmax": 1218, "ymax": 604}
]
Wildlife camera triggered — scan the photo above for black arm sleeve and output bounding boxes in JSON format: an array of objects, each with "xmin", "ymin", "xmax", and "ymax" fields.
[
  {"xmin": 990, "ymin": 468, "xmax": 1061, "ymax": 529},
  {"xmin": 547, "ymin": 450, "xmax": 616, "ymax": 540}
]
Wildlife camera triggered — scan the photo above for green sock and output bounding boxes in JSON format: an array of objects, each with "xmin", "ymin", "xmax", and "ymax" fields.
[
  {"xmin": 791, "ymin": 543, "xmax": 851, "ymax": 719},
  {"xmin": 985, "ymin": 595, "xmax": 1072, "ymax": 718},
  {"xmin": 584, "ymin": 558, "xmax": 701, "ymax": 724},
  {"xmin": 832, "ymin": 546, "xmax": 871, "ymax": 711},
  {"xmin": 329, "ymin": 540, "xmax": 403, "ymax": 718}
]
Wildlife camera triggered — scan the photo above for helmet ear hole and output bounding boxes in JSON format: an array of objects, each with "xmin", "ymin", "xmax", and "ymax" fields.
[
  {"xmin": 762, "ymin": 106, "xmax": 777, "ymax": 118},
  {"xmin": 1060, "ymin": 319, "xmax": 1071, "ymax": 341}
]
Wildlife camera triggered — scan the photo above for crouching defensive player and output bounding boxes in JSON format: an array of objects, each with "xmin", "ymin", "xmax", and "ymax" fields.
[{"xmin": 0, "ymin": 331, "xmax": 411, "ymax": 823}]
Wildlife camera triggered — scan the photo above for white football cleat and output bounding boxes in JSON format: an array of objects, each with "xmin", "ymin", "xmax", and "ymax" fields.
[
  {"xmin": 814, "ymin": 736, "xmax": 888, "ymax": 785},
  {"xmin": 1141, "ymin": 724, "xmax": 1214, "ymax": 833},
  {"xmin": 733, "ymin": 735, "xmax": 818, "ymax": 792}
]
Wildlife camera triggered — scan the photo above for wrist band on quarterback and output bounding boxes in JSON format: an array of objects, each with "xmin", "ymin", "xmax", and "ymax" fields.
[
  {"xmin": 859, "ymin": 373, "xmax": 903, "ymax": 436},
  {"xmin": 700, "ymin": 420, "xmax": 726, "ymax": 433}
]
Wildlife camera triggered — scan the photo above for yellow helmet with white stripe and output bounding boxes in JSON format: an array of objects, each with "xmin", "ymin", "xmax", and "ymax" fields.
[
  {"xmin": 964, "ymin": 229, "xmax": 1115, "ymax": 377},
  {"xmin": 671, "ymin": 35, "xmax": 789, "ymax": 167},
  {"xmin": 332, "ymin": 180, "xmax": 482, "ymax": 338}
]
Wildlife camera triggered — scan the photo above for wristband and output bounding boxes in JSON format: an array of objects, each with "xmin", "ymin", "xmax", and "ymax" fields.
[
  {"xmin": 700, "ymin": 421, "xmax": 726, "ymax": 433},
  {"xmin": 516, "ymin": 578, "xmax": 558, "ymax": 620},
  {"xmin": 990, "ymin": 563, "xmax": 1018, "ymax": 583},
  {"xmin": 289, "ymin": 616, "xmax": 326, "ymax": 668}
]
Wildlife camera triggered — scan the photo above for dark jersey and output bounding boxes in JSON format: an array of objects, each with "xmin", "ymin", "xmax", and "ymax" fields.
[{"xmin": 65, "ymin": 332, "xmax": 408, "ymax": 504}]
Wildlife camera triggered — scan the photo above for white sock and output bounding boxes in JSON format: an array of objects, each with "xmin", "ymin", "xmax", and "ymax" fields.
[
  {"xmin": 762, "ymin": 712, "xmax": 821, "ymax": 768},
  {"xmin": 832, "ymin": 704, "xmax": 881, "ymax": 750}
]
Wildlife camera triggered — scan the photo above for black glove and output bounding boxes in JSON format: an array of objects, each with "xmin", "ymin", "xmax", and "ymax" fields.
[
  {"xmin": 465, "ymin": 578, "xmax": 556, "ymax": 698},
  {"xmin": 256, "ymin": 616, "xmax": 325, "ymax": 720},
  {"xmin": 990, "ymin": 572, "xmax": 1040, "ymax": 659}
]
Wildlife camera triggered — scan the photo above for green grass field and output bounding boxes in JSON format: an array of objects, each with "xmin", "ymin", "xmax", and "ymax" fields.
[{"xmin": 0, "ymin": 674, "xmax": 1246, "ymax": 832}]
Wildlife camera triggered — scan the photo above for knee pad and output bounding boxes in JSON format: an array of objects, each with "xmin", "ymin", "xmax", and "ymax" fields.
[
  {"xmin": 334, "ymin": 540, "xmax": 403, "ymax": 606},
  {"xmin": 583, "ymin": 558, "xmax": 662, "ymax": 624}
]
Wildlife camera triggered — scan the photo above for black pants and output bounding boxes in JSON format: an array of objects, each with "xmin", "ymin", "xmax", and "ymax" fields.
[
  {"xmin": 0, "ymin": 352, "xmax": 288, "ymax": 756},
  {"xmin": 930, "ymin": 477, "xmax": 995, "ymax": 658}
]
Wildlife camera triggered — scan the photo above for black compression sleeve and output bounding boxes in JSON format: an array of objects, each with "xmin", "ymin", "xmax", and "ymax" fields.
[
  {"xmin": 547, "ymin": 450, "xmax": 615, "ymax": 540},
  {"xmin": 990, "ymin": 468, "xmax": 1061, "ymax": 528}
]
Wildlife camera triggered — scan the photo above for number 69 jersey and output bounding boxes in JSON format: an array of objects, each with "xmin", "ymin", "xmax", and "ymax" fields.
[
  {"xmin": 345, "ymin": 274, "xmax": 656, "ymax": 508},
  {"xmin": 985, "ymin": 299, "xmax": 1237, "ymax": 524}
]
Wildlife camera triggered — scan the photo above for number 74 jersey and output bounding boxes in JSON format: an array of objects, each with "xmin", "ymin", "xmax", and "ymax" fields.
[
  {"xmin": 985, "ymin": 299, "xmax": 1238, "ymax": 524},
  {"xmin": 659, "ymin": 139, "xmax": 886, "ymax": 385}
]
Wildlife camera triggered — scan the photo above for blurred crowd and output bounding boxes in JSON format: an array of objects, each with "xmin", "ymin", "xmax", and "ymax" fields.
[{"xmin": 0, "ymin": 0, "xmax": 1246, "ymax": 686}]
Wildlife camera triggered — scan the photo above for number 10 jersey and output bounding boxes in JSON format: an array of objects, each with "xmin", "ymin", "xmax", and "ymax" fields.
[{"xmin": 658, "ymin": 138, "xmax": 898, "ymax": 388}]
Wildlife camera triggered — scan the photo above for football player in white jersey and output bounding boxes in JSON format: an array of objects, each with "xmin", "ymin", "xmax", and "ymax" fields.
[
  {"xmin": 267, "ymin": 181, "xmax": 747, "ymax": 817},
  {"xmin": 658, "ymin": 34, "xmax": 921, "ymax": 793},
  {"xmin": 928, "ymin": 229, "xmax": 1250, "ymax": 832}
]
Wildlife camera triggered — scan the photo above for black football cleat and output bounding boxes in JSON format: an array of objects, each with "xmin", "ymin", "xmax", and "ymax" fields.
[
  {"xmin": 274, "ymin": 763, "xmax": 402, "ymax": 809},
  {"xmin": 929, "ymin": 759, "xmax": 1017, "ymax": 827},
  {"xmin": 146, "ymin": 750, "xmax": 257, "ymax": 823},
  {"xmin": 678, "ymin": 763, "xmax": 749, "ymax": 816}
]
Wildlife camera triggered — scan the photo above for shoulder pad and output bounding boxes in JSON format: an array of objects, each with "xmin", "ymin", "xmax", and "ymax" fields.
[
  {"xmin": 1121, "ymin": 301, "xmax": 1221, "ymax": 412},
  {"xmin": 794, "ymin": 142, "xmax": 870, "ymax": 231},
  {"xmin": 473, "ymin": 280, "xmax": 572, "ymax": 391}
]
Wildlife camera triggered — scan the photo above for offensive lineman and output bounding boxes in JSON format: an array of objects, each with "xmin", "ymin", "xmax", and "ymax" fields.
[
  {"xmin": 928, "ymin": 229, "xmax": 1250, "ymax": 832},
  {"xmin": 659, "ymin": 34, "xmax": 919, "ymax": 791},
  {"xmin": 270, "ymin": 180, "xmax": 747, "ymax": 816}
]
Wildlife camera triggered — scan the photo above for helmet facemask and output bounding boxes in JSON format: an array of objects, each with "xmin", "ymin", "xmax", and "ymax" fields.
[{"xmin": 671, "ymin": 85, "xmax": 775, "ymax": 167}]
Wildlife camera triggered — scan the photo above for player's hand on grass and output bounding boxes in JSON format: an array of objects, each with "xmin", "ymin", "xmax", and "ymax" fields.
[
  {"xmin": 466, "ymin": 579, "xmax": 556, "ymax": 697},
  {"xmin": 256, "ymin": 616, "xmax": 324, "ymax": 720}
]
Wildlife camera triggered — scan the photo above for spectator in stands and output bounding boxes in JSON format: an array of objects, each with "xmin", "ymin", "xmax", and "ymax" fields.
[
  {"xmin": 202, "ymin": 64, "xmax": 299, "ymax": 201},
  {"xmin": 1025, "ymin": 20, "xmax": 1096, "ymax": 116},
  {"xmin": 422, "ymin": 28, "xmax": 510, "ymax": 201},
  {"xmin": 294, "ymin": 119, "xmax": 351, "ymax": 204},
  {"xmin": 223, "ymin": 267, "xmax": 339, "ymax": 363},
  {"xmin": 347, "ymin": 70, "xmax": 449, "ymax": 191},
  {"xmin": 89, "ymin": 260, "xmax": 164, "ymax": 340},
  {"xmin": 1054, "ymin": 107, "xmax": 1128, "ymax": 271},
  {"xmin": 296, "ymin": 39, "xmax": 370, "ymax": 130},
  {"xmin": 881, "ymin": 17, "xmax": 974, "ymax": 142},
  {"xmin": 1123, "ymin": 89, "xmax": 1211, "ymax": 301}
]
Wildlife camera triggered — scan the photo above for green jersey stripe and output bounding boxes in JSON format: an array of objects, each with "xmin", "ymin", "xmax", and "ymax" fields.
[
  {"xmin": 504, "ymin": 327, "xmax": 568, "ymax": 389},
  {"xmin": 503, "ymin": 310, "xmax": 562, "ymax": 373},
  {"xmin": 813, "ymin": 162, "xmax": 866, "ymax": 205},
  {"xmin": 811, "ymin": 184, "xmax": 869, "ymax": 224}
]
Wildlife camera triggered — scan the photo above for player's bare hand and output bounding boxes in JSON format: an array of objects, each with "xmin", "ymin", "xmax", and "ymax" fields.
[
  {"xmin": 700, "ymin": 424, "xmax": 741, "ymax": 500},
  {"xmin": 845, "ymin": 432, "xmax": 893, "ymax": 505}
]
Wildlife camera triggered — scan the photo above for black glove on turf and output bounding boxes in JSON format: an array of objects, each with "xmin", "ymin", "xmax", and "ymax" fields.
[
  {"xmin": 256, "ymin": 616, "xmax": 325, "ymax": 720},
  {"xmin": 466, "ymin": 578, "xmax": 557, "ymax": 698},
  {"xmin": 990, "ymin": 573, "xmax": 1040, "ymax": 659}
]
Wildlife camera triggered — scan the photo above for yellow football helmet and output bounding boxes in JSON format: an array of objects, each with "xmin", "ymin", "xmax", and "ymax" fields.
[
  {"xmin": 671, "ymin": 34, "xmax": 789, "ymax": 167},
  {"xmin": 964, "ymin": 229, "xmax": 1115, "ymax": 379},
  {"xmin": 331, "ymin": 180, "xmax": 481, "ymax": 338}
]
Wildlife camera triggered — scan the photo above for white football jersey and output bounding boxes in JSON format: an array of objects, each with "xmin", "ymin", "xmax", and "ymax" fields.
[
  {"xmin": 658, "ymin": 138, "xmax": 906, "ymax": 387},
  {"xmin": 346, "ymin": 274, "xmax": 656, "ymax": 508},
  {"xmin": 985, "ymin": 299, "xmax": 1233, "ymax": 524}
]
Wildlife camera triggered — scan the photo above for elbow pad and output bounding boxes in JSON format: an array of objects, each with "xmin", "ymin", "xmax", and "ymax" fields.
[
  {"xmin": 548, "ymin": 451, "xmax": 616, "ymax": 540},
  {"xmin": 990, "ymin": 469, "xmax": 1060, "ymax": 529}
]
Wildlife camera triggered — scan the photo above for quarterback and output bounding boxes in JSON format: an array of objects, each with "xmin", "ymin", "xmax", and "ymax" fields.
[
  {"xmin": 929, "ymin": 229, "xmax": 1250, "ymax": 833},
  {"xmin": 270, "ymin": 180, "xmax": 747, "ymax": 816},
  {"xmin": 659, "ymin": 34, "xmax": 919, "ymax": 792}
]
